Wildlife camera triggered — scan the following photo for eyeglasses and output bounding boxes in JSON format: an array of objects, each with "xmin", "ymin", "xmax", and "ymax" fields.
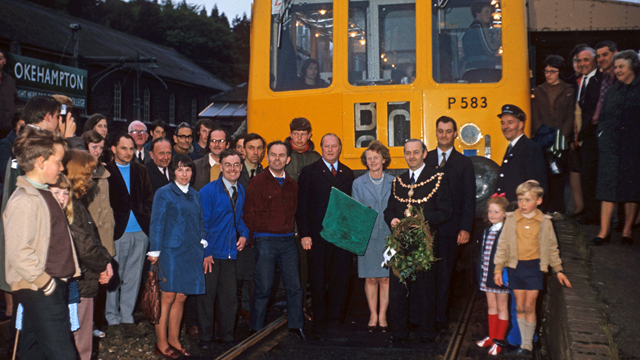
[
  {"xmin": 176, "ymin": 135, "xmax": 193, "ymax": 140},
  {"xmin": 129, "ymin": 130, "xmax": 147, "ymax": 135},
  {"xmin": 222, "ymin": 163, "xmax": 241, "ymax": 169},
  {"xmin": 210, "ymin": 139, "xmax": 227, "ymax": 144},
  {"xmin": 544, "ymin": 70, "xmax": 559, "ymax": 74}
]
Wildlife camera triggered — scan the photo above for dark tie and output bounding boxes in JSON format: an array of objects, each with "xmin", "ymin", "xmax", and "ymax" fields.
[
  {"xmin": 331, "ymin": 164, "xmax": 337, "ymax": 176},
  {"xmin": 592, "ymin": 74, "xmax": 612, "ymax": 124},
  {"xmin": 250, "ymin": 169, "xmax": 255, "ymax": 179},
  {"xmin": 503, "ymin": 143, "xmax": 513, "ymax": 162},
  {"xmin": 231, "ymin": 185, "xmax": 238, "ymax": 207},
  {"xmin": 578, "ymin": 76, "xmax": 588, "ymax": 104},
  {"xmin": 410, "ymin": 172, "xmax": 416, "ymax": 185},
  {"xmin": 440, "ymin": 153, "xmax": 447, "ymax": 168},
  {"xmin": 137, "ymin": 151, "xmax": 143, "ymax": 162}
]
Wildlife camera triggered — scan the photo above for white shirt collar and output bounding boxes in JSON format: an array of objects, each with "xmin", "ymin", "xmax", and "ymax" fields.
[
  {"xmin": 269, "ymin": 168, "xmax": 285, "ymax": 179},
  {"xmin": 222, "ymin": 177, "xmax": 237, "ymax": 193},
  {"xmin": 136, "ymin": 149, "xmax": 144, "ymax": 160},
  {"xmin": 510, "ymin": 133, "xmax": 525, "ymax": 148},
  {"xmin": 158, "ymin": 166, "xmax": 169, "ymax": 180},
  {"xmin": 322, "ymin": 158, "xmax": 338, "ymax": 172},
  {"xmin": 174, "ymin": 181, "xmax": 189, "ymax": 193},
  {"xmin": 437, "ymin": 147, "xmax": 453, "ymax": 161},
  {"xmin": 410, "ymin": 163, "xmax": 426, "ymax": 181},
  {"xmin": 490, "ymin": 221, "xmax": 504, "ymax": 231},
  {"xmin": 208, "ymin": 154, "xmax": 218, "ymax": 167}
]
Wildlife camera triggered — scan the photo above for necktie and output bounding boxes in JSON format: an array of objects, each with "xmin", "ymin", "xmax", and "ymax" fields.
[
  {"xmin": 250, "ymin": 169, "xmax": 255, "ymax": 179},
  {"xmin": 231, "ymin": 186, "xmax": 238, "ymax": 207},
  {"xmin": 578, "ymin": 76, "xmax": 588, "ymax": 104},
  {"xmin": 592, "ymin": 73, "xmax": 612, "ymax": 125},
  {"xmin": 163, "ymin": 167, "xmax": 169, "ymax": 180},
  {"xmin": 410, "ymin": 172, "xmax": 416, "ymax": 185},
  {"xmin": 503, "ymin": 143, "xmax": 513, "ymax": 162},
  {"xmin": 440, "ymin": 153, "xmax": 447, "ymax": 167},
  {"xmin": 137, "ymin": 151, "xmax": 143, "ymax": 162},
  {"xmin": 331, "ymin": 164, "xmax": 337, "ymax": 176}
]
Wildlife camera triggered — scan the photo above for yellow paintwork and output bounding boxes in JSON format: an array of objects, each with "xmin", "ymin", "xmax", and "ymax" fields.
[{"xmin": 247, "ymin": 0, "xmax": 531, "ymax": 169}]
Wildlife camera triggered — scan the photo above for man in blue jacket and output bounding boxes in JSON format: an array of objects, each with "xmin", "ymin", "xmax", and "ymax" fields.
[{"xmin": 197, "ymin": 149, "xmax": 249, "ymax": 349}]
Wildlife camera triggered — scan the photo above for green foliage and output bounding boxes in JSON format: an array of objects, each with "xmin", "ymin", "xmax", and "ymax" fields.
[
  {"xmin": 29, "ymin": 0, "xmax": 250, "ymax": 85},
  {"xmin": 385, "ymin": 206, "xmax": 437, "ymax": 284}
]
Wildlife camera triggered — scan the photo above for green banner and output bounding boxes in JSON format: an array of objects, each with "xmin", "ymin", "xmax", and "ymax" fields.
[{"xmin": 6, "ymin": 53, "xmax": 88, "ymax": 109}]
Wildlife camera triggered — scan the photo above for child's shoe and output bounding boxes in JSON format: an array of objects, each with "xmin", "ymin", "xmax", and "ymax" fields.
[
  {"xmin": 476, "ymin": 337, "xmax": 494, "ymax": 348},
  {"xmin": 488, "ymin": 343, "xmax": 502, "ymax": 355}
]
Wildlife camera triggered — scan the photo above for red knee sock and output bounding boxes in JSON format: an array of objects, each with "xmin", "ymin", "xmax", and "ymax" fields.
[
  {"xmin": 495, "ymin": 318, "xmax": 509, "ymax": 341},
  {"xmin": 488, "ymin": 314, "xmax": 498, "ymax": 340}
]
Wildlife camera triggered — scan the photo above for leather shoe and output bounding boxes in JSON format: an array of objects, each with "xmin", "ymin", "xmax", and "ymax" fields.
[
  {"xmin": 590, "ymin": 236, "xmax": 610, "ymax": 246},
  {"xmin": 622, "ymin": 236, "xmax": 633, "ymax": 246},
  {"xmin": 186, "ymin": 325, "xmax": 199, "ymax": 339},
  {"xmin": 379, "ymin": 325, "xmax": 389, "ymax": 332},
  {"xmin": 367, "ymin": 325, "xmax": 377, "ymax": 332},
  {"xmin": 197, "ymin": 341, "xmax": 212, "ymax": 350},
  {"xmin": 505, "ymin": 347, "xmax": 533, "ymax": 357},
  {"xmin": 289, "ymin": 328, "xmax": 312, "ymax": 340},
  {"xmin": 170, "ymin": 345, "xmax": 191, "ymax": 357},
  {"xmin": 154, "ymin": 344, "xmax": 180, "ymax": 359}
]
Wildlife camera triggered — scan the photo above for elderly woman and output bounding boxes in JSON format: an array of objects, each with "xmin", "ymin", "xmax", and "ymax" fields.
[
  {"xmin": 531, "ymin": 55, "xmax": 576, "ymax": 213},
  {"xmin": 593, "ymin": 50, "xmax": 640, "ymax": 246},
  {"xmin": 148, "ymin": 154, "xmax": 206, "ymax": 358},
  {"xmin": 352, "ymin": 141, "xmax": 393, "ymax": 332}
]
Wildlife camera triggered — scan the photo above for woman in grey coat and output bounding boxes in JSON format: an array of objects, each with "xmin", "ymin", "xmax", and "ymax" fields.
[
  {"xmin": 594, "ymin": 50, "xmax": 640, "ymax": 246},
  {"xmin": 352, "ymin": 141, "xmax": 393, "ymax": 332}
]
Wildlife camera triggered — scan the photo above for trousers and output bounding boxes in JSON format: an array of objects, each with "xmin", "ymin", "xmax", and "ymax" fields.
[{"xmin": 197, "ymin": 258, "xmax": 237, "ymax": 342}]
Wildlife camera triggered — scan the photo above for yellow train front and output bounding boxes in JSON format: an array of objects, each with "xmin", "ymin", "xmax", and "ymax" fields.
[{"xmin": 248, "ymin": 0, "xmax": 531, "ymax": 170}]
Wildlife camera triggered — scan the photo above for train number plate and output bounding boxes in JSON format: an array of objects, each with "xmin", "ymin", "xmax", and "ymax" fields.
[{"xmin": 447, "ymin": 97, "xmax": 488, "ymax": 110}]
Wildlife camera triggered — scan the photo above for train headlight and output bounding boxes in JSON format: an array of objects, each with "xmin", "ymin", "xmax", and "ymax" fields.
[{"xmin": 459, "ymin": 123, "xmax": 482, "ymax": 146}]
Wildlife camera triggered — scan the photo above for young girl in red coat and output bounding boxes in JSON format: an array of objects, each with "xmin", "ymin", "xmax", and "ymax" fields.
[{"xmin": 476, "ymin": 194, "xmax": 510, "ymax": 355}]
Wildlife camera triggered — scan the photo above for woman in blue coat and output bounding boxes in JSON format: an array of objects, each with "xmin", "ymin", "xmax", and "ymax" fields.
[{"xmin": 148, "ymin": 154, "xmax": 206, "ymax": 358}]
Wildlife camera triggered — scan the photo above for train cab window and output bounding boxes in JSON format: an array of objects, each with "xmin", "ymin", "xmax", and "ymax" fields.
[
  {"xmin": 270, "ymin": 1, "xmax": 333, "ymax": 92},
  {"xmin": 348, "ymin": 0, "xmax": 416, "ymax": 86},
  {"xmin": 432, "ymin": 0, "xmax": 502, "ymax": 83}
]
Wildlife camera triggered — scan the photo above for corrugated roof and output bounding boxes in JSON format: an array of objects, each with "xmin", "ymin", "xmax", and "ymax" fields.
[
  {"xmin": 209, "ymin": 82, "xmax": 248, "ymax": 102},
  {"xmin": 0, "ymin": 0, "xmax": 231, "ymax": 92}
]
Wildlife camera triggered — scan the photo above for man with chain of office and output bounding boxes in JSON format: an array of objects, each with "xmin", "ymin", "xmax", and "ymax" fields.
[{"xmin": 384, "ymin": 139, "xmax": 452, "ymax": 344}]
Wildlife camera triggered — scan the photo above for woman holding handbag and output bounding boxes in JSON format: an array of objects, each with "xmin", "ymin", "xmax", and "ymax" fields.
[{"xmin": 147, "ymin": 154, "xmax": 207, "ymax": 358}]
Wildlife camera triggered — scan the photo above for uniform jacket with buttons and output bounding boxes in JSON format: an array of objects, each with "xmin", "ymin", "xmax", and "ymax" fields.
[
  {"xmin": 244, "ymin": 168, "xmax": 298, "ymax": 235},
  {"xmin": 83, "ymin": 164, "xmax": 116, "ymax": 256},
  {"xmin": 494, "ymin": 135, "xmax": 547, "ymax": 203}
]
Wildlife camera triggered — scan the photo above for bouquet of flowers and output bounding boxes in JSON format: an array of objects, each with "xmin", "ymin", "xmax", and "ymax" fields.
[{"xmin": 384, "ymin": 205, "xmax": 437, "ymax": 284}]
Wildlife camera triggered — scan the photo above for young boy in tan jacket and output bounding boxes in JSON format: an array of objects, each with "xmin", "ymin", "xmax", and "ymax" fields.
[
  {"xmin": 4, "ymin": 126, "xmax": 80, "ymax": 359},
  {"xmin": 493, "ymin": 180, "xmax": 571, "ymax": 357}
]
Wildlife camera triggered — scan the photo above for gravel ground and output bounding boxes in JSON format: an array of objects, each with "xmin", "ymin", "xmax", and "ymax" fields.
[{"xmin": 582, "ymin": 222, "xmax": 640, "ymax": 360}]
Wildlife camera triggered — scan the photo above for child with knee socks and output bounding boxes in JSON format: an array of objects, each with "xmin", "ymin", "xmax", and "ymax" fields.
[{"xmin": 494, "ymin": 180, "xmax": 571, "ymax": 356}]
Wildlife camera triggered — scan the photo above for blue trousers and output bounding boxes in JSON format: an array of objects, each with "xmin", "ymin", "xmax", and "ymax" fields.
[{"xmin": 250, "ymin": 236, "xmax": 304, "ymax": 330}]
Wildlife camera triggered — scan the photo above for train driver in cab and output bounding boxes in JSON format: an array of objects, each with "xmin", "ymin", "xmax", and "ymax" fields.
[{"xmin": 462, "ymin": 2, "xmax": 501, "ymax": 71}]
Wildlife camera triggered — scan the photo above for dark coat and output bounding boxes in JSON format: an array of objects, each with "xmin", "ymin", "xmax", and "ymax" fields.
[
  {"xmin": 145, "ymin": 161, "xmax": 170, "ymax": 195},
  {"xmin": 0, "ymin": 129, "xmax": 17, "ymax": 182},
  {"xmin": 69, "ymin": 199, "xmax": 112, "ymax": 298},
  {"xmin": 238, "ymin": 162, "xmax": 264, "ymax": 192},
  {"xmin": 596, "ymin": 75, "xmax": 640, "ymax": 202},
  {"xmin": 578, "ymin": 70, "xmax": 604, "ymax": 142},
  {"xmin": 0, "ymin": 72, "xmax": 18, "ymax": 131},
  {"xmin": 284, "ymin": 138, "xmax": 322, "ymax": 182},
  {"xmin": 296, "ymin": 160, "xmax": 354, "ymax": 238},
  {"xmin": 105, "ymin": 160, "xmax": 153, "ymax": 240},
  {"xmin": 425, "ymin": 149, "xmax": 475, "ymax": 238},
  {"xmin": 494, "ymin": 135, "xmax": 548, "ymax": 203},
  {"xmin": 132, "ymin": 148, "xmax": 152, "ymax": 165},
  {"xmin": 531, "ymin": 80, "xmax": 576, "ymax": 139},
  {"xmin": 384, "ymin": 166, "xmax": 453, "ymax": 240},
  {"xmin": 244, "ymin": 168, "xmax": 298, "ymax": 235},
  {"xmin": 476, "ymin": 225, "xmax": 505, "ymax": 290},
  {"xmin": 192, "ymin": 155, "xmax": 221, "ymax": 191}
]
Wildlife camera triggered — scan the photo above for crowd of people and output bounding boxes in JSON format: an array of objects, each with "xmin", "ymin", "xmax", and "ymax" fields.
[{"xmin": 0, "ymin": 38, "xmax": 637, "ymax": 360}]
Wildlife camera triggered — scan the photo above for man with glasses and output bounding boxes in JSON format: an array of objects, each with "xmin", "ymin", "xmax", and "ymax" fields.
[
  {"xmin": 172, "ymin": 122, "xmax": 203, "ymax": 161},
  {"xmin": 129, "ymin": 120, "xmax": 151, "ymax": 165},
  {"xmin": 193, "ymin": 128, "xmax": 230, "ymax": 191},
  {"xmin": 197, "ymin": 149, "xmax": 249, "ymax": 348}
]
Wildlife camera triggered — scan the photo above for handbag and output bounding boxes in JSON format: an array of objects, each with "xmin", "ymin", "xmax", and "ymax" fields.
[{"xmin": 141, "ymin": 263, "xmax": 164, "ymax": 325}]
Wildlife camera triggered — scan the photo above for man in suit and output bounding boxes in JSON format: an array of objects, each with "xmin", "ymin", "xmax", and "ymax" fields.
[
  {"xmin": 197, "ymin": 149, "xmax": 249, "ymax": 348},
  {"xmin": 494, "ymin": 104, "xmax": 547, "ymax": 202},
  {"xmin": 129, "ymin": 120, "xmax": 152, "ymax": 165},
  {"xmin": 192, "ymin": 128, "xmax": 230, "ymax": 191},
  {"xmin": 574, "ymin": 47, "xmax": 603, "ymax": 223},
  {"xmin": 384, "ymin": 139, "xmax": 452, "ymax": 343},
  {"xmin": 236, "ymin": 132, "xmax": 265, "ymax": 325},
  {"xmin": 105, "ymin": 133, "xmax": 153, "ymax": 334},
  {"xmin": 425, "ymin": 116, "xmax": 476, "ymax": 328},
  {"xmin": 297, "ymin": 134, "xmax": 354, "ymax": 330},
  {"xmin": 145, "ymin": 137, "xmax": 171, "ymax": 195}
]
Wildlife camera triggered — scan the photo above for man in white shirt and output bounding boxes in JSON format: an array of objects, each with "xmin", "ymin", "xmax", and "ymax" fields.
[{"xmin": 129, "ymin": 120, "xmax": 151, "ymax": 165}]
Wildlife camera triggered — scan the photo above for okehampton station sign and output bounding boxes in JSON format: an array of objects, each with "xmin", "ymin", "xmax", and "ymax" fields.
[{"xmin": 7, "ymin": 53, "xmax": 88, "ymax": 109}]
